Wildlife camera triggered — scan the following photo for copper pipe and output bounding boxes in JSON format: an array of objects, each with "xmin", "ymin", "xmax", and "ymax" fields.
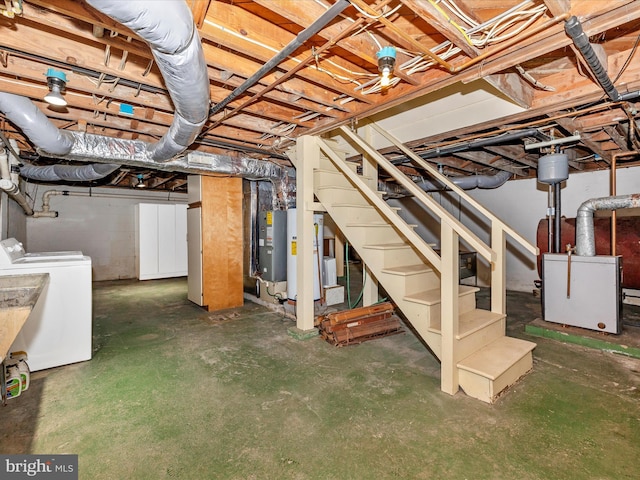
[
  {"xmin": 612, "ymin": 154, "xmax": 617, "ymax": 255},
  {"xmin": 610, "ymin": 151, "xmax": 640, "ymax": 256}
]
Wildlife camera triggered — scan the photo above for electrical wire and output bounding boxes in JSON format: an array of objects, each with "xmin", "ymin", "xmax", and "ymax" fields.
[{"xmin": 612, "ymin": 32, "xmax": 640, "ymax": 84}]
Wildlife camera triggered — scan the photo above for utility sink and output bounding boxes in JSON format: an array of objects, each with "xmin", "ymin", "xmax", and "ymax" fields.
[{"xmin": 0, "ymin": 273, "xmax": 49, "ymax": 361}]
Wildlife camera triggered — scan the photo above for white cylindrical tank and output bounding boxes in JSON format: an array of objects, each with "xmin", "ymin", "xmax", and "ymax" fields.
[{"xmin": 286, "ymin": 208, "xmax": 323, "ymax": 301}]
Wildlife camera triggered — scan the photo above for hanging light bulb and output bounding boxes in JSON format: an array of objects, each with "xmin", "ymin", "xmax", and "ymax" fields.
[
  {"xmin": 376, "ymin": 46, "xmax": 397, "ymax": 88},
  {"xmin": 44, "ymin": 68, "xmax": 68, "ymax": 106},
  {"xmin": 135, "ymin": 174, "xmax": 146, "ymax": 188}
]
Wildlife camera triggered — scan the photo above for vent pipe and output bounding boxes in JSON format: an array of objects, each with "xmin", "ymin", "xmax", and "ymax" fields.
[
  {"xmin": 575, "ymin": 194, "xmax": 640, "ymax": 256},
  {"xmin": 565, "ymin": 16, "xmax": 620, "ymax": 101},
  {"xmin": 379, "ymin": 170, "xmax": 512, "ymax": 197}
]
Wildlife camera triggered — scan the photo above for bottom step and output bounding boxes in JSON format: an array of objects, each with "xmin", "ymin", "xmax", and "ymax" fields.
[{"xmin": 457, "ymin": 336, "xmax": 536, "ymax": 404}]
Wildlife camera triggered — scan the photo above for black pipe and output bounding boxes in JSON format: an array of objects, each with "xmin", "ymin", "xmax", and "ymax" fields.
[
  {"xmin": 209, "ymin": 0, "xmax": 350, "ymax": 117},
  {"xmin": 565, "ymin": 16, "xmax": 620, "ymax": 101},
  {"xmin": 0, "ymin": 46, "xmax": 166, "ymax": 94},
  {"xmin": 391, "ymin": 128, "xmax": 547, "ymax": 165}
]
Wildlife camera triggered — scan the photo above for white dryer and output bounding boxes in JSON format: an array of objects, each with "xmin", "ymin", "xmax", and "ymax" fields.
[{"xmin": 0, "ymin": 238, "xmax": 92, "ymax": 371}]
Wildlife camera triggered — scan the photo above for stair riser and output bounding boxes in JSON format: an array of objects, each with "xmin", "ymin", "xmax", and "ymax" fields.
[
  {"xmin": 343, "ymin": 225, "xmax": 403, "ymax": 245},
  {"xmin": 314, "ymin": 170, "xmax": 355, "ymax": 189},
  {"xmin": 316, "ymin": 188, "xmax": 382, "ymax": 204},
  {"xmin": 426, "ymin": 290, "xmax": 477, "ymax": 323},
  {"xmin": 314, "ymin": 170, "xmax": 374, "ymax": 189},
  {"xmin": 378, "ymin": 270, "xmax": 440, "ymax": 297},
  {"xmin": 361, "ymin": 246, "xmax": 422, "ymax": 270},
  {"xmin": 458, "ymin": 352, "xmax": 533, "ymax": 404},
  {"xmin": 331, "ymin": 205, "xmax": 385, "ymax": 223},
  {"xmin": 456, "ymin": 318, "xmax": 505, "ymax": 361},
  {"xmin": 318, "ymin": 157, "xmax": 358, "ymax": 173}
]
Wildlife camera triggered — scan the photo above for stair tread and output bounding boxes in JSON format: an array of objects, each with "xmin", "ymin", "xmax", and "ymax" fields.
[
  {"xmin": 346, "ymin": 222, "xmax": 392, "ymax": 227},
  {"xmin": 429, "ymin": 308, "xmax": 504, "ymax": 339},
  {"xmin": 332, "ymin": 203, "xmax": 376, "ymax": 209},
  {"xmin": 404, "ymin": 285, "xmax": 479, "ymax": 306},
  {"xmin": 381, "ymin": 264, "xmax": 434, "ymax": 276},
  {"xmin": 457, "ymin": 336, "xmax": 536, "ymax": 380},
  {"xmin": 314, "ymin": 168, "xmax": 373, "ymax": 181},
  {"xmin": 363, "ymin": 243, "xmax": 411, "ymax": 250},
  {"xmin": 332, "ymin": 203, "xmax": 399, "ymax": 210}
]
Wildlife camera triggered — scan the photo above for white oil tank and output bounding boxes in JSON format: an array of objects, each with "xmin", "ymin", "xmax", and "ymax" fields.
[{"xmin": 286, "ymin": 208, "xmax": 323, "ymax": 301}]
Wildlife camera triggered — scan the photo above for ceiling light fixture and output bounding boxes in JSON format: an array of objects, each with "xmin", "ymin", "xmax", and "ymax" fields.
[
  {"xmin": 44, "ymin": 68, "xmax": 68, "ymax": 107},
  {"xmin": 135, "ymin": 174, "xmax": 146, "ymax": 188},
  {"xmin": 377, "ymin": 46, "xmax": 397, "ymax": 88}
]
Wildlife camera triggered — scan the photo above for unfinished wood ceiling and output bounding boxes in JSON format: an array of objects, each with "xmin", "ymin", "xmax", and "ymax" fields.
[{"xmin": 2, "ymin": 0, "xmax": 640, "ymax": 191}]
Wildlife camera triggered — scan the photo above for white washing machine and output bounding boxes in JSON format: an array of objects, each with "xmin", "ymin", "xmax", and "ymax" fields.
[{"xmin": 0, "ymin": 238, "xmax": 92, "ymax": 371}]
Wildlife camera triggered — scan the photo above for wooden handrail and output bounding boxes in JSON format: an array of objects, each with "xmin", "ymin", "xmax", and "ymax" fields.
[
  {"xmin": 369, "ymin": 121, "xmax": 539, "ymax": 257},
  {"xmin": 339, "ymin": 126, "xmax": 496, "ymax": 263},
  {"xmin": 317, "ymin": 137, "xmax": 442, "ymax": 271}
]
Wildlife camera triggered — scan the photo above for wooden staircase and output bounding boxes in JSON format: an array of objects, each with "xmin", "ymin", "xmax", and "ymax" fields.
[{"xmin": 295, "ymin": 123, "xmax": 538, "ymax": 403}]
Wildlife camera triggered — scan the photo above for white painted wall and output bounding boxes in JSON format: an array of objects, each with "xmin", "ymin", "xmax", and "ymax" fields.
[
  {"xmin": 23, "ymin": 184, "xmax": 187, "ymax": 281},
  {"xmin": 390, "ymin": 166, "xmax": 640, "ymax": 292},
  {"xmin": 0, "ymin": 190, "xmax": 27, "ymax": 243}
]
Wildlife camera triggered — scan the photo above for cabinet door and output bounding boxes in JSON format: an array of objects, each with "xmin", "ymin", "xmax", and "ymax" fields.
[
  {"xmin": 138, "ymin": 204, "xmax": 159, "ymax": 279},
  {"xmin": 174, "ymin": 204, "xmax": 188, "ymax": 274},
  {"xmin": 187, "ymin": 206, "xmax": 203, "ymax": 305},
  {"xmin": 158, "ymin": 204, "xmax": 177, "ymax": 275}
]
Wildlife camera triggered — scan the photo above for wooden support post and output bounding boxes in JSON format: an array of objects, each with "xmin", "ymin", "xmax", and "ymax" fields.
[
  {"xmin": 361, "ymin": 124, "xmax": 379, "ymax": 306},
  {"xmin": 295, "ymin": 135, "xmax": 320, "ymax": 332},
  {"xmin": 440, "ymin": 223, "xmax": 460, "ymax": 395},
  {"xmin": 491, "ymin": 223, "xmax": 507, "ymax": 315},
  {"xmin": 335, "ymin": 233, "xmax": 345, "ymax": 278}
]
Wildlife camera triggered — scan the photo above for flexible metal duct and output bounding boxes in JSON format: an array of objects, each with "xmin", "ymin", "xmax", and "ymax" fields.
[
  {"xmin": 565, "ymin": 16, "xmax": 620, "ymax": 101},
  {"xmin": 575, "ymin": 194, "xmax": 640, "ymax": 256},
  {"xmin": 19, "ymin": 162, "xmax": 120, "ymax": 182},
  {"xmin": 86, "ymin": 0, "xmax": 210, "ymax": 161},
  {"xmin": 379, "ymin": 170, "xmax": 512, "ymax": 197},
  {"xmin": 0, "ymin": 93, "xmax": 74, "ymax": 155}
]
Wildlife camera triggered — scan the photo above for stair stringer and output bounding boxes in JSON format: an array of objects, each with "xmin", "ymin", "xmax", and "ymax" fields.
[{"xmin": 312, "ymin": 140, "xmax": 536, "ymax": 403}]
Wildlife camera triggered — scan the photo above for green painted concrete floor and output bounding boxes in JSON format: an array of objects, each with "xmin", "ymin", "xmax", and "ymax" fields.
[{"xmin": 1, "ymin": 277, "xmax": 640, "ymax": 479}]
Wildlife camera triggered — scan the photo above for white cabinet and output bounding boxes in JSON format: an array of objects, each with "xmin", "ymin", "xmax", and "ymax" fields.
[{"xmin": 136, "ymin": 203, "xmax": 188, "ymax": 280}]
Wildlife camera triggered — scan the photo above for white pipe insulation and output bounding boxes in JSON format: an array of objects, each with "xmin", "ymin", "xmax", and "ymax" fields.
[
  {"xmin": 19, "ymin": 163, "xmax": 120, "ymax": 182},
  {"xmin": 0, "ymin": 94, "xmax": 74, "ymax": 155}
]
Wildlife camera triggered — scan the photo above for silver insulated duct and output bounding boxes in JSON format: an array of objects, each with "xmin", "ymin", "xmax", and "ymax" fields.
[
  {"xmin": 86, "ymin": 0, "xmax": 210, "ymax": 161},
  {"xmin": 575, "ymin": 194, "xmax": 640, "ymax": 256},
  {"xmin": 19, "ymin": 162, "xmax": 120, "ymax": 182},
  {"xmin": 0, "ymin": 1, "xmax": 209, "ymax": 164}
]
